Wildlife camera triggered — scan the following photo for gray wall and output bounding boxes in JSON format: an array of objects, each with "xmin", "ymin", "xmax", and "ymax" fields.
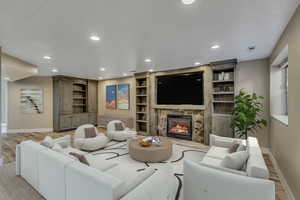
[
  {"xmin": 236, "ymin": 59, "xmax": 270, "ymax": 147},
  {"xmin": 269, "ymin": 5, "xmax": 300, "ymax": 199},
  {"xmin": 0, "ymin": 47, "xmax": 2, "ymax": 160}
]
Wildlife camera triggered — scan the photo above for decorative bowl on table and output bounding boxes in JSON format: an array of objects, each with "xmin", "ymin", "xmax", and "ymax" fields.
[{"xmin": 139, "ymin": 141, "xmax": 152, "ymax": 147}]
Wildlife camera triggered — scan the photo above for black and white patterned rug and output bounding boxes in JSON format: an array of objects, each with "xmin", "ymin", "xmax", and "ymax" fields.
[{"xmin": 90, "ymin": 141, "xmax": 208, "ymax": 200}]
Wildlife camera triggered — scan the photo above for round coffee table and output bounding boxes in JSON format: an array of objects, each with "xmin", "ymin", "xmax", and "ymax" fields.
[{"xmin": 128, "ymin": 137, "xmax": 172, "ymax": 163}]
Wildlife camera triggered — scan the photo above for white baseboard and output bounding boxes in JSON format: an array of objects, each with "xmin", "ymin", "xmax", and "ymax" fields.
[
  {"xmin": 6, "ymin": 128, "xmax": 53, "ymax": 134},
  {"xmin": 263, "ymin": 148, "xmax": 295, "ymax": 200}
]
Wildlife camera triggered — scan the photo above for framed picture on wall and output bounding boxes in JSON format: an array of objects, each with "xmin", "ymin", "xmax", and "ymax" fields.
[
  {"xmin": 20, "ymin": 89, "xmax": 44, "ymax": 114},
  {"xmin": 106, "ymin": 85, "xmax": 117, "ymax": 109},
  {"xmin": 117, "ymin": 84, "xmax": 130, "ymax": 110}
]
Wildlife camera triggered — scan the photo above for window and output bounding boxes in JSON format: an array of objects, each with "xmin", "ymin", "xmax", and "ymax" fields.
[{"xmin": 281, "ymin": 60, "xmax": 288, "ymax": 116}]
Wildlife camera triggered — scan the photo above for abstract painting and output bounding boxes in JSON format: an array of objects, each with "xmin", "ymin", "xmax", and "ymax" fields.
[
  {"xmin": 20, "ymin": 89, "xmax": 43, "ymax": 114},
  {"xmin": 106, "ymin": 85, "xmax": 116, "ymax": 109},
  {"xmin": 117, "ymin": 84, "xmax": 130, "ymax": 110}
]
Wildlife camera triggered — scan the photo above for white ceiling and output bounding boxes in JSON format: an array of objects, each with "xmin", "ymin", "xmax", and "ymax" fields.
[{"xmin": 0, "ymin": 0, "xmax": 299, "ymax": 80}]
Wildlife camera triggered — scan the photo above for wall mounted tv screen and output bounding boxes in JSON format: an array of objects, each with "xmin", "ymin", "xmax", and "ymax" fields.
[{"xmin": 156, "ymin": 72, "xmax": 204, "ymax": 105}]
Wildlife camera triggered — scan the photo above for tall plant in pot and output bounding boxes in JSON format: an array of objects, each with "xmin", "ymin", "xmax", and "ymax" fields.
[{"xmin": 231, "ymin": 89, "xmax": 267, "ymax": 139}]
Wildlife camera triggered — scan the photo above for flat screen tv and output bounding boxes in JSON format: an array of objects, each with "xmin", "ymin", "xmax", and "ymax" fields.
[{"xmin": 156, "ymin": 72, "xmax": 204, "ymax": 105}]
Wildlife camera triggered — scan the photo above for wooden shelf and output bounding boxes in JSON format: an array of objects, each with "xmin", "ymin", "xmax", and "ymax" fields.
[
  {"xmin": 213, "ymin": 80, "xmax": 234, "ymax": 83},
  {"xmin": 136, "ymin": 86, "xmax": 147, "ymax": 88},
  {"xmin": 213, "ymin": 101, "xmax": 234, "ymax": 103},
  {"xmin": 213, "ymin": 113, "xmax": 233, "ymax": 117},
  {"xmin": 73, "ymin": 83, "xmax": 87, "ymax": 86},
  {"xmin": 213, "ymin": 92, "xmax": 234, "ymax": 95},
  {"xmin": 73, "ymin": 90, "xmax": 86, "ymax": 92},
  {"xmin": 136, "ymin": 120, "xmax": 148, "ymax": 123},
  {"xmin": 136, "ymin": 103, "xmax": 147, "ymax": 105}
]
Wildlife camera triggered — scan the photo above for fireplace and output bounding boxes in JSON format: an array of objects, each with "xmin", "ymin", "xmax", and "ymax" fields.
[{"xmin": 167, "ymin": 114, "xmax": 192, "ymax": 140}]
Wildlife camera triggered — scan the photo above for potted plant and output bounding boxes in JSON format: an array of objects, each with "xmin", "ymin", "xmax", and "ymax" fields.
[{"xmin": 231, "ymin": 89, "xmax": 267, "ymax": 139}]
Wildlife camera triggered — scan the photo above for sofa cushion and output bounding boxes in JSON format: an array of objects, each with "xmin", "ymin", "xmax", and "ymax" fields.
[
  {"xmin": 221, "ymin": 151, "xmax": 249, "ymax": 170},
  {"xmin": 52, "ymin": 143, "xmax": 63, "ymax": 153},
  {"xmin": 206, "ymin": 146, "xmax": 229, "ymax": 160},
  {"xmin": 237, "ymin": 143, "xmax": 246, "ymax": 151},
  {"xmin": 210, "ymin": 134, "xmax": 242, "ymax": 148},
  {"xmin": 201, "ymin": 156, "xmax": 222, "ymax": 166},
  {"xmin": 85, "ymin": 155, "xmax": 118, "ymax": 171},
  {"xmin": 106, "ymin": 165, "xmax": 155, "ymax": 197},
  {"xmin": 62, "ymin": 147, "xmax": 88, "ymax": 156},
  {"xmin": 41, "ymin": 136, "xmax": 55, "ymax": 148},
  {"xmin": 69, "ymin": 152, "xmax": 90, "ymax": 166}
]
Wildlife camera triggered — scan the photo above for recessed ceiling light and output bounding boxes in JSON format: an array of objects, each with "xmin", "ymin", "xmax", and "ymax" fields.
[
  {"xmin": 144, "ymin": 58, "xmax": 152, "ymax": 63},
  {"xmin": 100, "ymin": 67, "xmax": 106, "ymax": 71},
  {"xmin": 52, "ymin": 68, "xmax": 58, "ymax": 73},
  {"xmin": 90, "ymin": 34, "xmax": 100, "ymax": 41},
  {"xmin": 148, "ymin": 69, "xmax": 154, "ymax": 72},
  {"xmin": 182, "ymin": 0, "xmax": 195, "ymax": 5},
  {"xmin": 98, "ymin": 76, "xmax": 103, "ymax": 80},
  {"xmin": 211, "ymin": 44, "xmax": 220, "ymax": 49},
  {"xmin": 194, "ymin": 62, "xmax": 201, "ymax": 66},
  {"xmin": 123, "ymin": 73, "xmax": 127, "ymax": 76},
  {"xmin": 43, "ymin": 55, "xmax": 51, "ymax": 60}
]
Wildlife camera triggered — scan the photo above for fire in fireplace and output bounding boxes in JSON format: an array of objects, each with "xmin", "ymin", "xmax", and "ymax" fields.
[{"xmin": 167, "ymin": 114, "xmax": 192, "ymax": 140}]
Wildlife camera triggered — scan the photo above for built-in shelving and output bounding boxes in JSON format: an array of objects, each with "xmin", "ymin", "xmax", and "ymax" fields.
[
  {"xmin": 210, "ymin": 59, "xmax": 237, "ymax": 138},
  {"xmin": 212, "ymin": 67, "xmax": 235, "ymax": 115},
  {"xmin": 135, "ymin": 74, "xmax": 150, "ymax": 135},
  {"xmin": 72, "ymin": 80, "xmax": 88, "ymax": 113}
]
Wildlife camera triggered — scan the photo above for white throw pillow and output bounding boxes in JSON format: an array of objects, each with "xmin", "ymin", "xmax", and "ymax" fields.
[
  {"xmin": 221, "ymin": 151, "xmax": 249, "ymax": 170},
  {"xmin": 52, "ymin": 143, "xmax": 63, "ymax": 153},
  {"xmin": 237, "ymin": 143, "xmax": 246, "ymax": 152},
  {"xmin": 41, "ymin": 136, "xmax": 54, "ymax": 148}
]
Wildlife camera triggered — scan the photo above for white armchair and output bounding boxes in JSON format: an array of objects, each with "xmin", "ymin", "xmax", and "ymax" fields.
[
  {"xmin": 107, "ymin": 120, "xmax": 137, "ymax": 141},
  {"xmin": 74, "ymin": 124, "xmax": 110, "ymax": 151}
]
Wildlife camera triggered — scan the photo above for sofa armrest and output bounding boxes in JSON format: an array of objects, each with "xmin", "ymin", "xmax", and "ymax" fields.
[
  {"xmin": 184, "ymin": 160, "xmax": 275, "ymax": 200},
  {"xmin": 210, "ymin": 134, "xmax": 243, "ymax": 148}
]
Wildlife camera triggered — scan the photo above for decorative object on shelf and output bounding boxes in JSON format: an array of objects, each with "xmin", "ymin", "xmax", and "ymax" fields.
[
  {"xmin": 117, "ymin": 84, "xmax": 130, "ymax": 110},
  {"xmin": 106, "ymin": 85, "xmax": 116, "ymax": 109},
  {"xmin": 231, "ymin": 89, "xmax": 267, "ymax": 139},
  {"xmin": 20, "ymin": 89, "xmax": 43, "ymax": 114}
]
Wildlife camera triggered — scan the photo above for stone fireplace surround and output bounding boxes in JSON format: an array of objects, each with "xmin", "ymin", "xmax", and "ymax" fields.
[
  {"xmin": 147, "ymin": 66, "xmax": 212, "ymax": 145},
  {"xmin": 157, "ymin": 109, "xmax": 204, "ymax": 143}
]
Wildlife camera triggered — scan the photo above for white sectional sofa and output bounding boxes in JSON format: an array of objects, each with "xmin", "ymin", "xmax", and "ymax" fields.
[
  {"xmin": 16, "ymin": 139, "xmax": 175, "ymax": 200},
  {"xmin": 183, "ymin": 135, "xmax": 275, "ymax": 200}
]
